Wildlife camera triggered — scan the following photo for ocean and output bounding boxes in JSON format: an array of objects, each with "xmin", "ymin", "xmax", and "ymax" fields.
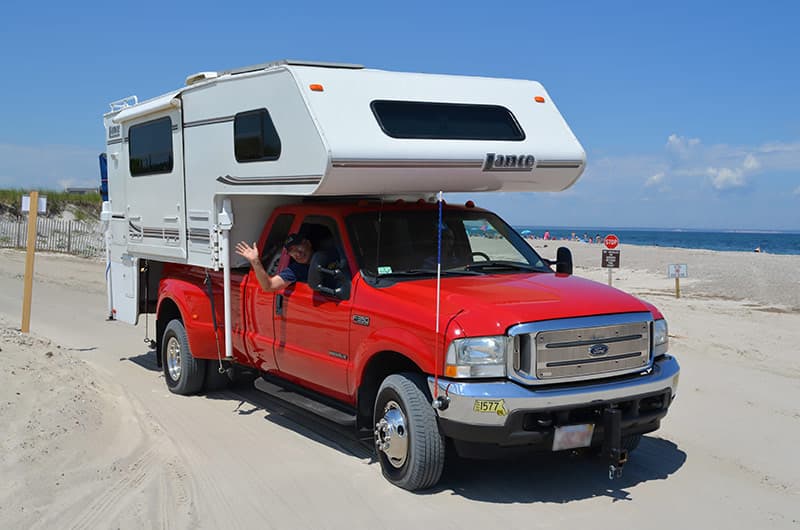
[{"xmin": 514, "ymin": 226, "xmax": 800, "ymax": 256}]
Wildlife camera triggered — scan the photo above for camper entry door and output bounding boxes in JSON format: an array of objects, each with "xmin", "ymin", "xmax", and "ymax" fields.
[{"xmin": 124, "ymin": 109, "xmax": 187, "ymax": 261}]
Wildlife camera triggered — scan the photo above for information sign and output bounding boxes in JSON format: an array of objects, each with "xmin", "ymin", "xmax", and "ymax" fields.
[
  {"xmin": 21, "ymin": 195, "xmax": 47, "ymax": 214},
  {"xmin": 667, "ymin": 264, "xmax": 688, "ymax": 278},
  {"xmin": 602, "ymin": 249, "xmax": 620, "ymax": 268}
]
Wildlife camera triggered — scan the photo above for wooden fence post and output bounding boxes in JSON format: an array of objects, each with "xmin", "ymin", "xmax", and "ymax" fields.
[{"xmin": 21, "ymin": 191, "xmax": 39, "ymax": 333}]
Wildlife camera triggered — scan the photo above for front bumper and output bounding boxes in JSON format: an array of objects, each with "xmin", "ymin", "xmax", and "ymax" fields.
[{"xmin": 427, "ymin": 354, "xmax": 679, "ymax": 448}]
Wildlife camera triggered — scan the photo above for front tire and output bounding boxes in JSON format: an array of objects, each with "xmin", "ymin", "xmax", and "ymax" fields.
[
  {"xmin": 162, "ymin": 319, "xmax": 206, "ymax": 395},
  {"xmin": 373, "ymin": 373, "xmax": 445, "ymax": 491}
]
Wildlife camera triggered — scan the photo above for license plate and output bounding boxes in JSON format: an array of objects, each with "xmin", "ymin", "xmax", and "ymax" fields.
[
  {"xmin": 552, "ymin": 424, "xmax": 595, "ymax": 451},
  {"xmin": 472, "ymin": 399, "xmax": 507, "ymax": 416}
]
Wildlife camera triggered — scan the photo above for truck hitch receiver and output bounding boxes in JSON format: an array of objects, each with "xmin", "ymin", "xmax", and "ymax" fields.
[{"xmin": 602, "ymin": 407, "xmax": 627, "ymax": 480}]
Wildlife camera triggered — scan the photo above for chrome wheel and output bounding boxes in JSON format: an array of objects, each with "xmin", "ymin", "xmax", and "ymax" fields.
[
  {"xmin": 166, "ymin": 335, "xmax": 182, "ymax": 382},
  {"xmin": 375, "ymin": 400, "xmax": 408, "ymax": 468}
]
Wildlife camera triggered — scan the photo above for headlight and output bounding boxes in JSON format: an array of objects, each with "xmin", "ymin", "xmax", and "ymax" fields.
[
  {"xmin": 445, "ymin": 336, "xmax": 507, "ymax": 378},
  {"xmin": 653, "ymin": 319, "xmax": 669, "ymax": 357}
]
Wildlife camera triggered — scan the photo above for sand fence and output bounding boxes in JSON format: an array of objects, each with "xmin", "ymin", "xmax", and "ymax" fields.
[{"xmin": 0, "ymin": 216, "xmax": 104, "ymax": 258}]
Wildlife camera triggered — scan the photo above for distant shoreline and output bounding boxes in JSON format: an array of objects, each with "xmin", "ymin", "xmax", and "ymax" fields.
[{"xmin": 517, "ymin": 226, "xmax": 800, "ymax": 256}]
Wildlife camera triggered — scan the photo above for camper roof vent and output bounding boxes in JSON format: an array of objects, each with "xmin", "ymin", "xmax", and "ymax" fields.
[
  {"xmin": 185, "ymin": 71, "xmax": 220, "ymax": 86},
  {"xmin": 223, "ymin": 59, "xmax": 364, "ymax": 77}
]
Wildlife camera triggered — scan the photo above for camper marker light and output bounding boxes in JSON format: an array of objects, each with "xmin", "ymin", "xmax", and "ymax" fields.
[
  {"xmin": 534, "ymin": 96, "xmax": 546, "ymax": 103},
  {"xmin": 309, "ymin": 84, "xmax": 324, "ymax": 92}
]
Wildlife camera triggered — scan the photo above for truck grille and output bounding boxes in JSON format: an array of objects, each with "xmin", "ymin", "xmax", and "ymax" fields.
[{"xmin": 510, "ymin": 313, "xmax": 652, "ymax": 384}]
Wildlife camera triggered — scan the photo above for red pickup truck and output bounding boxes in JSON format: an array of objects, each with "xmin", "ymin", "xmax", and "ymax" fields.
[{"xmin": 154, "ymin": 199, "xmax": 679, "ymax": 490}]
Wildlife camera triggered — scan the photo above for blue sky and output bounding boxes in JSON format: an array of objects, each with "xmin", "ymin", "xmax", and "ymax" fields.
[{"xmin": 1, "ymin": 0, "xmax": 798, "ymax": 230}]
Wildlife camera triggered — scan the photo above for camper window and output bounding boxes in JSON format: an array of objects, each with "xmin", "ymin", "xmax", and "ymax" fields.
[
  {"xmin": 129, "ymin": 117, "xmax": 174, "ymax": 176},
  {"xmin": 370, "ymin": 100, "xmax": 525, "ymax": 141},
  {"xmin": 234, "ymin": 108, "xmax": 282, "ymax": 162}
]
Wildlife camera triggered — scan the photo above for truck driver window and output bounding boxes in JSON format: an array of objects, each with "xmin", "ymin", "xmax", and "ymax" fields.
[
  {"xmin": 370, "ymin": 101, "xmax": 525, "ymax": 141},
  {"xmin": 263, "ymin": 214, "xmax": 295, "ymax": 275},
  {"xmin": 129, "ymin": 117, "xmax": 174, "ymax": 176},
  {"xmin": 297, "ymin": 216, "xmax": 345, "ymax": 291},
  {"xmin": 234, "ymin": 108, "xmax": 282, "ymax": 162}
]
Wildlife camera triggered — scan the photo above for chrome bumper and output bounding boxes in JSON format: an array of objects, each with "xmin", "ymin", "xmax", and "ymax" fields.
[{"xmin": 428, "ymin": 355, "xmax": 680, "ymax": 427}]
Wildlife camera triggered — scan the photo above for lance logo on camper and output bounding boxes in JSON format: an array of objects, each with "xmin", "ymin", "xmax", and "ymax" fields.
[{"xmin": 482, "ymin": 153, "xmax": 536, "ymax": 172}]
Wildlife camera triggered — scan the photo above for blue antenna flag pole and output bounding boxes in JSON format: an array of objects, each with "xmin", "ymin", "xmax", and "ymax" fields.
[{"xmin": 434, "ymin": 191, "xmax": 443, "ymax": 398}]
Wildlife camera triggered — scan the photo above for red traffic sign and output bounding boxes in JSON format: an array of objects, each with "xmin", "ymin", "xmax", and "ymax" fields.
[{"xmin": 604, "ymin": 234, "xmax": 619, "ymax": 249}]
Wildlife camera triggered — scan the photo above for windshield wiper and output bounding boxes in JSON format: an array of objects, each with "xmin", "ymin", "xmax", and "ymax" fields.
[{"xmin": 464, "ymin": 261, "xmax": 546, "ymax": 273}]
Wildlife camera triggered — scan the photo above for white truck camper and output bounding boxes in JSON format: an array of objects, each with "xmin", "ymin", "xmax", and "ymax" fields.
[{"xmin": 102, "ymin": 59, "xmax": 585, "ymax": 329}]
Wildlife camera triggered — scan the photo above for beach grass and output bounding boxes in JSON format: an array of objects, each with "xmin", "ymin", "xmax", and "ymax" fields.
[{"xmin": 0, "ymin": 188, "xmax": 101, "ymax": 218}]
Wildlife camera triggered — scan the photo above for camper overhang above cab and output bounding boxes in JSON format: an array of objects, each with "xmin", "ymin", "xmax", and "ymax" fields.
[{"xmin": 286, "ymin": 64, "xmax": 586, "ymax": 195}]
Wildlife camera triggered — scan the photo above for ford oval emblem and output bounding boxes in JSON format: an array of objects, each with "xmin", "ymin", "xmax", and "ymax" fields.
[{"xmin": 589, "ymin": 344, "xmax": 609, "ymax": 356}]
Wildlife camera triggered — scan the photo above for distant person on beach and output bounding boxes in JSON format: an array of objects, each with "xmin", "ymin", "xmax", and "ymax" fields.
[
  {"xmin": 754, "ymin": 246, "xmax": 761, "ymax": 253},
  {"xmin": 543, "ymin": 230, "xmax": 551, "ymax": 240}
]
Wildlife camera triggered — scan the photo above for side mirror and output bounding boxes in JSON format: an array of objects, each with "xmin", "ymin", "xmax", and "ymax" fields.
[
  {"xmin": 308, "ymin": 250, "xmax": 351, "ymax": 300},
  {"xmin": 556, "ymin": 247, "xmax": 573, "ymax": 275}
]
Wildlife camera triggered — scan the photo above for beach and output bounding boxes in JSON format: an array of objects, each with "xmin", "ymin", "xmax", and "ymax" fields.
[{"xmin": 0, "ymin": 245, "xmax": 798, "ymax": 529}]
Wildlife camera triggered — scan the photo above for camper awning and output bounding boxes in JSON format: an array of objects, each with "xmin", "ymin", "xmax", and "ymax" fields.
[{"xmin": 112, "ymin": 91, "xmax": 182, "ymax": 123}]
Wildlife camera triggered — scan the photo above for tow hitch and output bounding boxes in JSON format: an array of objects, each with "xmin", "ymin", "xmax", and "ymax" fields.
[{"xmin": 602, "ymin": 407, "xmax": 627, "ymax": 480}]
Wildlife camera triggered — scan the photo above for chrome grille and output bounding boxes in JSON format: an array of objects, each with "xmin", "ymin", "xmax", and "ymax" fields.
[{"xmin": 509, "ymin": 313, "xmax": 653, "ymax": 385}]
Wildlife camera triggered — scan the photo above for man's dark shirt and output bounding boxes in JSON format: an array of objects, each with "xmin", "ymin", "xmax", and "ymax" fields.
[{"xmin": 278, "ymin": 260, "xmax": 309, "ymax": 284}]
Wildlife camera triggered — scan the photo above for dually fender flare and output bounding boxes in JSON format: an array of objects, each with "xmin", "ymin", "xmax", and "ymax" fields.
[
  {"xmin": 156, "ymin": 279, "xmax": 218, "ymax": 359},
  {"xmin": 352, "ymin": 326, "xmax": 436, "ymax": 383}
]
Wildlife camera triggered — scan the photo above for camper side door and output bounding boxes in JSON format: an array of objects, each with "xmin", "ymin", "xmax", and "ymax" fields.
[{"xmin": 123, "ymin": 110, "xmax": 187, "ymax": 261}]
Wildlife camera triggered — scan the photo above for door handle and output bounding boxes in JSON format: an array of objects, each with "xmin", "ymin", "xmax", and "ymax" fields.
[{"xmin": 275, "ymin": 293, "xmax": 284, "ymax": 316}]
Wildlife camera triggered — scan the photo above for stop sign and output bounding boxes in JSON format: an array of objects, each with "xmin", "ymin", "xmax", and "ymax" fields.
[{"xmin": 604, "ymin": 234, "xmax": 619, "ymax": 249}]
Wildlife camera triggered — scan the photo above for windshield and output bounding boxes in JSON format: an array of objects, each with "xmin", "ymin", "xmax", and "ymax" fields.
[{"xmin": 346, "ymin": 207, "xmax": 551, "ymax": 279}]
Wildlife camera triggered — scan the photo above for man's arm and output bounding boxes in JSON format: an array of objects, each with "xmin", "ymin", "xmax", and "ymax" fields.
[{"xmin": 235, "ymin": 241, "xmax": 291, "ymax": 292}]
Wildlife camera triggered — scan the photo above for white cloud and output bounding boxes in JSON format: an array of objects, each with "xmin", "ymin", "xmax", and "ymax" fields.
[
  {"xmin": 666, "ymin": 134, "xmax": 701, "ymax": 158},
  {"xmin": 702, "ymin": 154, "xmax": 761, "ymax": 190},
  {"xmin": 706, "ymin": 166, "xmax": 746, "ymax": 190},
  {"xmin": 657, "ymin": 135, "xmax": 790, "ymax": 190},
  {"xmin": 645, "ymin": 172, "xmax": 665, "ymax": 187},
  {"xmin": 742, "ymin": 154, "xmax": 760, "ymax": 171}
]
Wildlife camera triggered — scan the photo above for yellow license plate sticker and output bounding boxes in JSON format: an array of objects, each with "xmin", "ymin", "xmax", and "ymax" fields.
[{"xmin": 473, "ymin": 399, "xmax": 507, "ymax": 416}]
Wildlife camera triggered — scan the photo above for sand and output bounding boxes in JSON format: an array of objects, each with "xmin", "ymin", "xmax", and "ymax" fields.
[{"xmin": 0, "ymin": 245, "xmax": 798, "ymax": 529}]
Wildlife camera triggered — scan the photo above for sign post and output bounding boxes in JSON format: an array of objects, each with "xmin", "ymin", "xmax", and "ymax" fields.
[
  {"xmin": 602, "ymin": 234, "xmax": 620, "ymax": 286},
  {"xmin": 21, "ymin": 191, "xmax": 44, "ymax": 333},
  {"xmin": 667, "ymin": 264, "xmax": 688, "ymax": 298}
]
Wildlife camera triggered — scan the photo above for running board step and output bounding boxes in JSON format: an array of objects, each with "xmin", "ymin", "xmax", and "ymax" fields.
[{"xmin": 254, "ymin": 376, "xmax": 357, "ymax": 427}]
